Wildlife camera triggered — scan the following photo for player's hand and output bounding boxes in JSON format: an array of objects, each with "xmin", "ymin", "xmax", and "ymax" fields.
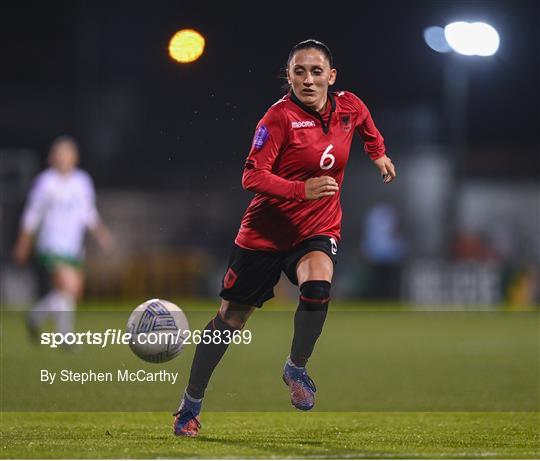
[
  {"xmin": 373, "ymin": 155, "xmax": 396, "ymax": 184},
  {"xmin": 98, "ymin": 232, "xmax": 115, "ymax": 254},
  {"xmin": 304, "ymin": 176, "xmax": 339, "ymax": 200},
  {"xmin": 95, "ymin": 225, "xmax": 115, "ymax": 255}
]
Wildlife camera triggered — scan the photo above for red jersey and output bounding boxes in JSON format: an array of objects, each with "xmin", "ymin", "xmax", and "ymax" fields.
[{"xmin": 235, "ymin": 90, "xmax": 386, "ymax": 251}]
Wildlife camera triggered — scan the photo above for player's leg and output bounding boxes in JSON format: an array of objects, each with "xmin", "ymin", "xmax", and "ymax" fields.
[
  {"xmin": 27, "ymin": 256, "xmax": 75, "ymax": 339},
  {"xmin": 49, "ymin": 263, "xmax": 82, "ymax": 336},
  {"xmin": 282, "ymin": 237, "xmax": 337, "ymax": 411},
  {"xmin": 27, "ymin": 267, "xmax": 55, "ymax": 342},
  {"xmin": 173, "ymin": 244, "xmax": 281, "ymax": 436},
  {"xmin": 283, "ymin": 251, "xmax": 333, "ymax": 410},
  {"xmin": 185, "ymin": 300, "xmax": 255, "ymax": 400},
  {"xmin": 27, "ymin": 296, "xmax": 51, "ymax": 341},
  {"xmin": 173, "ymin": 300, "xmax": 255, "ymax": 437},
  {"xmin": 291, "ymin": 250, "xmax": 333, "ymax": 366}
]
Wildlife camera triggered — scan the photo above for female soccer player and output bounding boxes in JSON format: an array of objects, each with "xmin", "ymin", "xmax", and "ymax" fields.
[
  {"xmin": 173, "ymin": 39, "xmax": 396, "ymax": 436},
  {"xmin": 12, "ymin": 135, "xmax": 113, "ymax": 341}
]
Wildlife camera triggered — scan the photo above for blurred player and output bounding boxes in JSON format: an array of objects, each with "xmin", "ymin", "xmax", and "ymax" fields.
[
  {"xmin": 173, "ymin": 39, "xmax": 396, "ymax": 436},
  {"xmin": 12, "ymin": 135, "xmax": 113, "ymax": 341}
]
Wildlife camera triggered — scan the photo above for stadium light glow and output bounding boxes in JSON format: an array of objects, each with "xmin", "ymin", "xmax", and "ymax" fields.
[
  {"xmin": 423, "ymin": 26, "xmax": 452, "ymax": 53},
  {"xmin": 168, "ymin": 29, "xmax": 205, "ymax": 63},
  {"xmin": 444, "ymin": 21, "xmax": 500, "ymax": 56}
]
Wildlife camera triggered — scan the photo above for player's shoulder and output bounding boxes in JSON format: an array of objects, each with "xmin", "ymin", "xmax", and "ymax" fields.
[
  {"xmin": 73, "ymin": 167, "xmax": 91, "ymax": 179},
  {"xmin": 258, "ymin": 94, "xmax": 289, "ymax": 127},
  {"xmin": 269, "ymin": 94, "xmax": 289, "ymax": 110},
  {"xmin": 73, "ymin": 168, "xmax": 94, "ymax": 186},
  {"xmin": 264, "ymin": 94, "xmax": 289, "ymax": 117},
  {"xmin": 332, "ymin": 90, "xmax": 367, "ymax": 112},
  {"xmin": 33, "ymin": 168, "xmax": 56, "ymax": 188}
]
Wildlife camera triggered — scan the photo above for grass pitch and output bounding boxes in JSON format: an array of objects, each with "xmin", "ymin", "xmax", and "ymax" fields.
[
  {"xmin": 2, "ymin": 411, "xmax": 539, "ymax": 458},
  {"xmin": 1, "ymin": 301, "xmax": 539, "ymax": 458}
]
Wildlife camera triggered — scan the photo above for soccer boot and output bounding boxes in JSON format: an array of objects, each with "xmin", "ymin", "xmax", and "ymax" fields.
[
  {"xmin": 282, "ymin": 358, "xmax": 317, "ymax": 411},
  {"xmin": 173, "ymin": 409, "xmax": 201, "ymax": 437}
]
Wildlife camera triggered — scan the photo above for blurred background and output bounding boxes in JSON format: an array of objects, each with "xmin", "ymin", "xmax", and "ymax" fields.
[{"xmin": 1, "ymin": 0, "xmax": 539, "ymax": 309}]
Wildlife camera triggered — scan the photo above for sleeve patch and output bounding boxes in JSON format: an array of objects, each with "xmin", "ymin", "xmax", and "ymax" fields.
[{"xmin": 252, "ymin": 125, "xmax": 269, "ymax": 149}]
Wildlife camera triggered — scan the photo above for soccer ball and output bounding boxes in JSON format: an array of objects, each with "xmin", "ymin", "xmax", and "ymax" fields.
[{"xmin": 126, "ymin": 299, "xmax": 189, "ymax": 363}]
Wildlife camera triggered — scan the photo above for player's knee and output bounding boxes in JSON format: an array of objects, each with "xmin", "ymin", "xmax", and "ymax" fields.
[
  {"xmin": 215, "ymin": 311, "xmax": 245, "ymax": 330},
  {"xmin": 299, "ymin": 280, "xmax": 331, "ymax": 310},
  {"xmin": 219, "ymin": 301, "xmax": 253, "ymax": 329}
]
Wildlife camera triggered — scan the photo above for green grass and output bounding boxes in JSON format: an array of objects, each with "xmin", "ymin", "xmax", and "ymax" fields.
[
  {"xmin": 1, "ymin": 302, "xmax": 539, "ymax": 457},
  {"xmin": 2, "ymin": 309, "xmax": 538, "ymax": 412},
  {"xmin": 1, "ymin": 411, "xmax": 539, "ymax": 458}
]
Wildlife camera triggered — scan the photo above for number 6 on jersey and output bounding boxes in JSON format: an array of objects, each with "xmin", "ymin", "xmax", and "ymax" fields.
[{"xmin": 320, "ymin": 144, "xmax": 335, "ymax": 170}]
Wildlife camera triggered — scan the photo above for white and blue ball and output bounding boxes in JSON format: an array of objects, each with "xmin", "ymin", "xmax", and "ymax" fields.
[{"xmin": 126, "ymin": 299, "xmax": 189, "ymax": 363}]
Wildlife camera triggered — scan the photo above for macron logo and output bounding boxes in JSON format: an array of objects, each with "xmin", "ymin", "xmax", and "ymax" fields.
[{"xmin": 291, "ymin": 120, "xmax": 316, "ymax": 129}]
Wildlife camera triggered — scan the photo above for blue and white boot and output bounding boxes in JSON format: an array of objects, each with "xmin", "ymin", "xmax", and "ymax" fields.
[
  {"xmin": 173, "ymin": 392, "xmax": 202, "ymax": 437},
  {"xmin": 282, "ymin": 357, "xmax": 317, "ymax": 411}
]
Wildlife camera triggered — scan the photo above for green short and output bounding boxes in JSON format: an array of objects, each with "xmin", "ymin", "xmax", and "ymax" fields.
[{"xmin": 37, "ymin": 253, "xmax": 84, "ymax": 272}]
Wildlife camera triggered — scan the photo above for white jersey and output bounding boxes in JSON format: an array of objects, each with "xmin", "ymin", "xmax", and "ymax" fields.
[{"xmin": 21, "ymin": 168, "xmax": 100, "ymax": 259}]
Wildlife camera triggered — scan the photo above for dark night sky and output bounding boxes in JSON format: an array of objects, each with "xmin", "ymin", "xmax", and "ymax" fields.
[{"xmin": 2, "ymin": 0, "xmax": 538, "ymax": 188}]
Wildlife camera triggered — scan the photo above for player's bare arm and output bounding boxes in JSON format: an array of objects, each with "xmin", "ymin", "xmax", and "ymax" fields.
[
  {"xmin": 89, "ymin": 221, "xmax": 115, "ymax": 254},
  {"xmin": 12, "ymin": 230, "xmax": 33, "ymax": 265}
]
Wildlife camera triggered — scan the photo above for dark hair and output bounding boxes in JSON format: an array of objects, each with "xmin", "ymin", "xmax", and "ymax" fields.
[
  {"xmin": 286, "ymin": 39, "xmax": 334, "ymax": 68},
  {"xmin": 50, "ymin": 134, "xmax": 78, "ymax": 149}
]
